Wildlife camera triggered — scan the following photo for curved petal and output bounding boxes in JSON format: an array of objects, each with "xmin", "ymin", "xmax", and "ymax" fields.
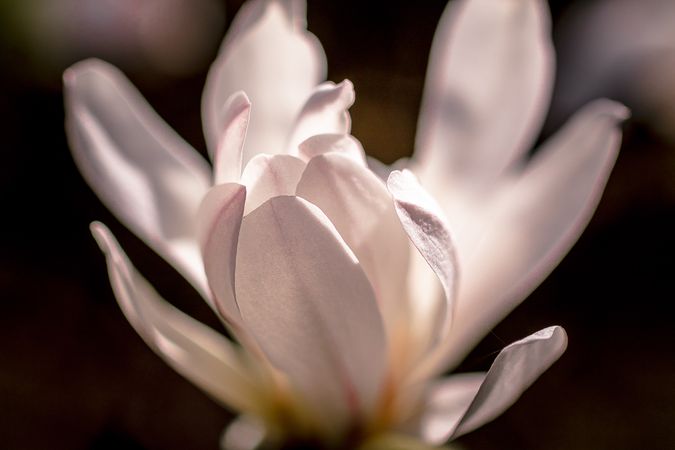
[
  {"xmin": 286, "ymin": 80, "xmax": 355, "ymax": 155},
  {"xmin": 235, "ymin": 196, "xmax": 387, "ymax": 435},
  {"xmin": 387, "ymin": 170, "xmax": 458, "ymax": 366},
  {"xmin": 213, "ymin": 91, "xmax": 251, "ymax": 185},
  {"xmin": 64, "ymin": 59, "xmax": 212, "ymax": 298},
  {"xmin": 90, "ymin": 222, "xmax": 261, "ymax": 414},
  {"xmin": 202, "ymin": 0, "xmax": 326, "ymax": 164},
  {"xmin": 421, "ymin": 327, "xmax": 567, "ymax": 444},
  {"xmin": 197, "ymin": 183, "xmax": 247, "ymax": 331},
  {"xmin": 297, "ymin": 133, "xmax": 367, "ymax": 166},
  {"xmin": 296, "ymin": 153, "xmax": 410, "ymax": 359},
  {"xmin": 414, "ymin": 0, "xmax": 554, "ymax": 191},
  {"xmin": 240, "ymin": 154, "xmax": 306, "ymax": 215},
  {"xmin": 436, "ymin": 100, "xmax": 628, "ymax": 371},
  {"xmin": 416, "ymin": 373, "xmax": 486, "ymax": 445}
]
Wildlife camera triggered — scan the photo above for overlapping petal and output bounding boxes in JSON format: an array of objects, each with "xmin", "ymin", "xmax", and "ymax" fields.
[
  {"xmin": 212, "ymin": 91, "xmax": 251, "ymax": 185},
  {"xmin": 234, "ymin": 196, "xmax": 388, "ymax": 434},
  {"xmin": 203, "ymin": 0, "xmax": 326, "ymax": 165},
  {"xmin": 297, "ymin": 134, "xmax": 367, "ymax": 166},
  {"xmin": 286, "ymin": 80, "xmax": 355, "ymax": 155},
  {"xmin": 240, "ymin": 154, "xmax": 306, "ymax": 215},
  {"xmin": 387, "ymin": 170, "xmax": 458, "ymax": 367},
  {"xmin": 296, "ymin": 153, "xmax": 410, "ymax": 354},
  {"xmin": 196, "ymin": 183, "xmax": 247, "ymax": 330}
]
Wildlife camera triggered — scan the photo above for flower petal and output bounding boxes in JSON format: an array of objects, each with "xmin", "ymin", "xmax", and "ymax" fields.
[
  {"xmin": 296, "ymin": 153, "xmax": 410, "ymax": 359},
  {"xmin": 297, "ymin": 133, "xmax": 367, "ymax": 166},
  {"xmin": 415, "ymin": 373, "xmax": 486, "ymax": 445},
  {"xmin": 240, "ymin": 154, "xmax": 307, "ymax": 215},
  {"xmin": 213, "ymin": 91, "xmax": 251, "ymax": 185},
  {"xmin": 286, "ymin": 80, "xmax": 355, "ymax": 155},
  {"xmin": 64, "ymin": 59, "xmax": 212, "ymax": 298},
  {"xmin": 387, "ymin": 170, "xmax": 458, "ymax": 365},
  {"xmin": 202, "ymin": 0, "xmax": 326, "ymax": 164},
  {"xmin": 414, "ymin": 0, "xmax": 554, "ymax": 191},
  {"xmin": 196, "ymin": 183, "xmax": 247, "ymax": 332},
  {"xmin": 90, "ymin": 221, "xmax": 261, "ymax": 414},
  {"xmin": 436, "ymin": 100, "xmax": 628, "ymax": 371},
  {"xmin": 234, "ymin": 196, "xmax": 387, "ymax": 435},
  {"xmin": 421, "ymin": 327, "xmax": 567, "ymax": 444}
]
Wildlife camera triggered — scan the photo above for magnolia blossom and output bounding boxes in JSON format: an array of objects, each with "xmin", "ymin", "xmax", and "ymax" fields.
[{"xmin": 64, "ymin": 0, "xmax": 626, "ymax": 448}]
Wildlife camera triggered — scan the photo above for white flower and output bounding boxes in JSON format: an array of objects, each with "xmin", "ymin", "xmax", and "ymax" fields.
[{"xmin": 63, "ymin": 0, "xmax": 626, "ymax": 448}]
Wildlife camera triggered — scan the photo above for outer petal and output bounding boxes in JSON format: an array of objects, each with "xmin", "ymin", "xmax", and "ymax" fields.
[
  {"xmin": 213, "ymin": 91, "xmax": 251, "ymax": 185},
  {"xmin": 64, "ymin": 59, "xmax": 212, "ymax": 298},
  {"xmin": 387, "ymin": 170, "xmax": 458, "ymax": 366},
  {"xmin": 203, "ymin": 0, "xmax": 326, "ymax": 164},
  {"xmin": 436, "ymin": 100, "xmax": 628, "ymax": 371},
  {"xmin": 286, "ymin": 80, "xmax": 355, "ymax": 155},
  {"xmin": 90, "ymin": 222, "xmax": 261, "ymax": 414},
  {"xmin": 414, "ymin": 373, "xmax": 486, "ymax": 444},
  {"xmin": 420, "ymin": 327, "xmax": 567, "ymax": 444},
  {"xmin": 414, "ymin": 0, "xmax": 554, "ymax": 191},
  {"xmin": 296, "ymin": 153, "xmax": 410, "ymax": 360},
  {"xmin": 235, "ymin": 196, "xmax": 387, "ymax": 436},
  {"xmin": 240, "ymin": 154, "xmax": 306, "ymax": 215}
]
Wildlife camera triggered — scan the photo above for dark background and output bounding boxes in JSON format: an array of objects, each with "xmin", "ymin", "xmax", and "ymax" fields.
[{"xmin": 1, "ymin": 1, "xmax": 674, "ymax": 449}]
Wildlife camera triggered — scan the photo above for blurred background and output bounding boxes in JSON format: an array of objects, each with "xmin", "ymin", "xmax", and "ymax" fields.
[{"xmin": 1, "ymin": 0, "xmax": 673, "ymax": 449}]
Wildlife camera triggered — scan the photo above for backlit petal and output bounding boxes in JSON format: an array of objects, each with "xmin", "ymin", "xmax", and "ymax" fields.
[
  {"xmin": 415, "ymin": 0, "xmax": 554, "ymax": 192},
  {"xmin": 203, "ymin": 0, "xmax": 326, "ymax": 164},
  {"xmin": 64, "ymin": 59, "xmax": 212, "ymax": 298},
  {"xmin": 296, "ymin": 153, "xmax": 410, "ymax": 356},
  {"xmin": 421, "ymin": 327, "xmax": 566, "ymax": 443},
  {"xmin": 90, "ymin": 222, "xmax": 261, "ymax": 414},
  {"xmin": 387, "ymin": 170, "xmax": 458, "ymax": 365},
  {"xmin": 286, "ymin": 80, "xmax": 355, "ymax": 154},
  {"xmin": 437, "ymin": 100, "xmax": 628, "ymax": 371},
  {"xmin": 213, "ymin": 91, "xmax": 251, "ymax": 184},
  {"xmin": 240, "ymin": 154, "xmax": 306, "ymax": 215},
  {"xmin": 417, "ymin": 373, "xmax": 485, "ymax": 444},
  {"xmin": 197, "ymin": 184, "xmax": 247, "ymax": 331},
  {"xmin": 235, "ymin": 196, "xmax": 387, "ymax": 435},
  {"xmin": 297, "ymin": 133, "xmax": 367, "ymax": 166}
]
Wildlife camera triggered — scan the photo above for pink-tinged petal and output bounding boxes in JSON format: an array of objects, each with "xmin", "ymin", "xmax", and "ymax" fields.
[
  {"xmin": 367, "ymin": 157, "xmax": 410, "ymax": 182},
  {"xmin": 213, "ymin": 91, "xmax": 251, "ymax": 185},
  {"xmin": 196, "ymin": 183, "xmax": 247, "ymax": 333},
  {"xmin": 240, "ymin": 154, "xmax": 306, "ymax": 215},
  {"xmin": 414, "ymin": 0, "xmax": 554, "ymax": 192},
  {"xmin": 296, "ymin": 153, "xmax": 410, "ymax": 355},
  {"xmin": 220, "ymin": 416, "xmax": 266, "ymax": 450},
  {"xmin": 297, "ymin": 134, "xmax": 367, "ymax": 166},
  {"xmin": 90, "ymin": 222, "xmax": 261, "ymax": 414},
  {"xmin": 436, "ymin": 100, "xmax": 628, "ymax": 371},
  {"xmin": 416, "ymin": 373, "xmax": 486, "ymax": 445},
  {"xmin": 64, "ymin": 59, "xmax": 212, "ymax": 298},
  {"xmin": 203, "ymin": 0, "xmax": 326, "ymax": 164},
  {"xmin": 235, "ymin": 196, "xmax": 387, "ymax": 435},
  {"xmin": 286, "ymin": 80, "xmax": 355, "ymax": 155},
  {"xmin": 387, "ymin": 170, "xmax": 458, "ymax": 361},
  {"xmin": 421, "ymin": 327, "xmax": 567, "ymax": 444}
]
